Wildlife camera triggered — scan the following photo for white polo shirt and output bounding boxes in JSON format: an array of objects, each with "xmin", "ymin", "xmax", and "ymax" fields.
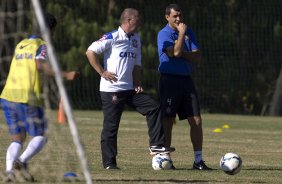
[{"xmin": 87, "ymin": 26, "xmax": 142, "ymax": 92}]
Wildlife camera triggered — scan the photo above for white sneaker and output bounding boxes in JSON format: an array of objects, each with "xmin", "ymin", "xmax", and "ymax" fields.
[{"xmin": 149, "ymin": 146, "xmax": 175, "ymax": 155}]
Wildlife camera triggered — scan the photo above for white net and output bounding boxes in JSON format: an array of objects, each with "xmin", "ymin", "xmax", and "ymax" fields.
[
  {"xmin": 0, "ymin": 0, "xmax": 92, "ymax": 183},
  {"xmin": 0, "ymin": 0, "xmax": 26, "ymax": 88},
  {"xmin": 31, "ymin": 0, "xmax": 92, "ymax": 183}
]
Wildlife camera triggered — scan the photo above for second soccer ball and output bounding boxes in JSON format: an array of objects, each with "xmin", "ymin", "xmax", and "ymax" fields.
[{"xmin": 220, "ymin": 152, "xmax": 242, "ymax": 175}]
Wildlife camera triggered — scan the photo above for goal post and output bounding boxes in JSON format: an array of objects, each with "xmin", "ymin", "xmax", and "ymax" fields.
[{"xmin": 30, "ymin": 1, "xmax": 93, "ymax": 184}]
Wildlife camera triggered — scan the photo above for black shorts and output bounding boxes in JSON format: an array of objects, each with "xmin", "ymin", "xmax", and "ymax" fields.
[{"xmin": 159, "ymin": 73, "xmax": 200, "ymax": 120}]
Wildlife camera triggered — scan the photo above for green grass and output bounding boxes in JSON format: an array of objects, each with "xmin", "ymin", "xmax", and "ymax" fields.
[{"xmin": 0, "ymin": 111, "xmax": 282, "ymax": 183}]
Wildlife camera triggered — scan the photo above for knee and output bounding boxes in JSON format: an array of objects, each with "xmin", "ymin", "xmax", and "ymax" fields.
[
  {"xmin": 11, "ymin": 133, "xmax": 26, "ymax": 144},
  {"xmin": 195, "ymin": 116, "xmax": 202, "ymax": 126},
  {"xmin": 188, "ymin": 116, "xmax": 202, "ymax": 127}
]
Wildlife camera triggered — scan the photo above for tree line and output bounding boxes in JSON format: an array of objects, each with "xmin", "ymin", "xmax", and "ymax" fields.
[{"xmin": 2, "ymin": 0, "xmax": 282, "ymax": 115}]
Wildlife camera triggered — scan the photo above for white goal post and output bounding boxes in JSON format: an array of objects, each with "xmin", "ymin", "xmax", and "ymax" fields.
[{"xmin": 30, "ymin": 1, "xmax": 93, "ymax": 184}]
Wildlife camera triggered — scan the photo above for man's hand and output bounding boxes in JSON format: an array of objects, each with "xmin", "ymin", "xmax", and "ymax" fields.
[
  {"xmin": 134, "ymin": 85, "xmax": 143, "ymax": 93},
  {"xmin": 176, "ymin": 22, "xmax": 187, "ymax": 35},
  {"xmin": 101, "ymin": 71, "xmax": 118, "ymax": 83},
  {"xmin": 173, "ymin": 22, "xmax": 187, "ymax": 57}
]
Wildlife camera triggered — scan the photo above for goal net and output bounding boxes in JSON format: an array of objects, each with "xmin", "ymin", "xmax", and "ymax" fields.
[{"xmin": 0, "ymin": 0, "xmax": 92, "ymax": 183}]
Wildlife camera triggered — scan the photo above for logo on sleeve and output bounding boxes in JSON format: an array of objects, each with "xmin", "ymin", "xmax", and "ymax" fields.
[
  {"xmin": 98, "ymin": 35, "xmax": 107, "ymax": 42},
  {"xmin": 98, "ymin": 33, "xmax": 113, "ymax": 43}
]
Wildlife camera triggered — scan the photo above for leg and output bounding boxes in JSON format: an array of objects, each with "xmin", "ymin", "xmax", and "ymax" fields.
[
  {"xmin": 19, "ymin": 105, "xmax": 47, "ymax": 163},
  {"xmin": 188, "ymin": 116, "xmax": 212, "ymax": 170},
  {"xmin": 1, "ymin": 99, "xmax": 26, "ymax": 172},
  {"xmin": 181, "ymin": 77, "xmax": 212, "ymax": 170},
  {"xmin": 6, "ymin": 134, "xmax": 25, "ymax": 172},
  {"xmin": 162, "ymin": 117, "xmax": 175, "ymax": 148},
  {"xmin": 131, "ymin": 92, "xmax": 165, "ymax": 147},
  {"xmin": 4, "ymin": 134, "xmax": 24, "ymax": 182},
  {"xmin": 187, "ymin": 116, "xmax": 203, "ymax": 152},
  {"xmin": 12, "ymin": 105, "xmax": 47, "ymax": 181},
  {"xmin": 181, "ymin": 77, "xmax": 203, "ymax": 158},
  {"xmin": 131, "ymin": 92, "xmax": 174, "ymax": 155},
  {"xmin": 18, "ymin": 136, "xmax": 47, "ymax": 163},
  {"xmin": 14, "ymin": 135, "xmax": 46, "ymax": 182},
  {"xmin": 1, "ymin": 99, "xmax": 27, "ymax": 181},
  {"xmin": 100, "ymin": 92, "xmax": 124, "ymax": 168},
  {"xmin": 158, "ymin": 74, "xmax": 180, "ymax": 148}
]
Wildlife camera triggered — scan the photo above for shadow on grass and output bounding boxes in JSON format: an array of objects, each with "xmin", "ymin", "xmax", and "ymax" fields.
[
  {"xmin": 176, "ymin": 167, "xmax": 282, "ymax": 171},
  {"xmin": 243, "ymin": 167, "xmax": 282, "ymax": 171},
  {"xmin": 174, "ymin": 168, "xmax": 216, "ymax": 171},
  {"xmin": 94, "ymin": 179, "xmax": 221, "ymax": 183}
]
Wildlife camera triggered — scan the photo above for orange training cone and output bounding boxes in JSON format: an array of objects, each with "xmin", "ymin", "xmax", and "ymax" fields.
[{"xmin": 57, "ymin": 99, "xmax": 66, "ymax": 124}]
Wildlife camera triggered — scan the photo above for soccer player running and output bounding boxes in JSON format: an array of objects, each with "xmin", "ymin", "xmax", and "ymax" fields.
[
  {"xmin": 0, "ymin": 13, "xmax": 78, "ymax": 182},
  {"xmin": 86, "ymin": 8, "xmax": 174, "ymax": 170},
  {"xmin": 157, "ymin": 4, "xmax": 212, "ymax": 170}
]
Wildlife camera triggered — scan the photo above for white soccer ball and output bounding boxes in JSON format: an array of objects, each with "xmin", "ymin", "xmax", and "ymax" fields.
[
  {"xmin": 220, "ymin": 153, "xmax": 242, "ymax": 175},
  {"xmin": 152, "ymin": 154, "xmax": 173, "ymax": 170}
]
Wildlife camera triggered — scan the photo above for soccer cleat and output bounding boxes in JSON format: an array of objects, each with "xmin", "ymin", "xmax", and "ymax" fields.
[
  {"xmin": 13, "ymin": 160, "xmax": 35, "ymax": 182},
  {"xmin": 105, "ymin": 165, "xmax": 120, "ymax": 170},
  {"xmin": 193, "ymin": 160, "xmax": 213, "ymax": 170},
  {"xmin": 3, "ymin": 171, "xmax": 16, "ymax": 182},
  {"xmin": 149, "ymin": 146, "xmax": 175, "ymax": 155}
]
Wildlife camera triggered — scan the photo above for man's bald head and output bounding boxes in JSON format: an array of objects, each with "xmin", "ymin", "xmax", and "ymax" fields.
[{"xmin": 120, "ymin": 8, "xmax": 139, "ymax": 23}]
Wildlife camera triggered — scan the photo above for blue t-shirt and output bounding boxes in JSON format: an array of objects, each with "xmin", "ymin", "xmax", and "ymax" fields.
[{"xmin": 157, "ymin": 24, "xmax": 199, "ymax": 76}]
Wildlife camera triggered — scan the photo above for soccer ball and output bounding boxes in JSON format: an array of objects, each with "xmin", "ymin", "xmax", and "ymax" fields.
[
  {"xmin": 152, "ymin": 153, "xmax": 173, "ymax": 170},
  {"xmin": 220, "ymin": 153, "xmax": 242, "ymax": 175}
]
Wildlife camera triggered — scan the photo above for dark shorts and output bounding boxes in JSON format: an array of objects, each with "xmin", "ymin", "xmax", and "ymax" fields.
[
  {"xmin": 0, "ymin": 99, "xmax": 47, "ymax": 136},
  {"xmin": 159, "ymin": 74, "xmax": 200, "ymax": 120}
]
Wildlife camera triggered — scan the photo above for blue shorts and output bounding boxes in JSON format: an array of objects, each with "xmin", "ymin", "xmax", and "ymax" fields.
[{"xmin": 1, "ymin": 99, "xmax": 47, "ymax": 136}]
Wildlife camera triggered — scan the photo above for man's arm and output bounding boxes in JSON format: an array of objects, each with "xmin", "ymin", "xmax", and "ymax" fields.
[
  {"xmin": 85, "ymin": 50, "xmax": 105, "ymax": 76},
  {"xmin": 36, "ymin": 59, "xmax": 78, "ymax": 80},
  {"xmin": 166, "ymin": 47, "xmax": 201, "ymax": 63},
  {"xmin": 165, "ymin": 33, "xmax": 201, "ymax": 63},
  {"xmin": 181, "ymin": 50, "xmax": 201, "ymax": 63},
  {"xmin": 85, "ymin": 50, "xmax": 117, "ymax": 83},
  {"xmin": 166, "ymin": 23, "xmax": 187, "ymax": 57},
  {"xmin": 173, "ymin": 26, "xmax": 186, "ymax": 57}
]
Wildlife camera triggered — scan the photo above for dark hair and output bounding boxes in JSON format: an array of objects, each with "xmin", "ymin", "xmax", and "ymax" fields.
[
  {"xmin": 165, "ymin": 4, "xmax": 182, "ymax": 15},
  {"xmin": 44, "ymin": 13, "xmax": 57, "ymax": 30}
]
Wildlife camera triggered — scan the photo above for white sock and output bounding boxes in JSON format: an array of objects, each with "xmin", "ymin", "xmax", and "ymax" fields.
[
  {"xmin": 194, "ymin": 150, "xmax": 202, "ymax": 163},
  {"xmin": 19, "ymin": 136, "xmax": 47, "ymax": 163},
  {"xmin": 6, "ymin": 141, "xmax": 22, "ymax": 172}
]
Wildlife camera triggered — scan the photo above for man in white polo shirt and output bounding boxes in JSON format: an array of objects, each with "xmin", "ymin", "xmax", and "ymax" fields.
[{"xmin": 86, "ymin": 8, "xmax": 174, "ymax": 170}]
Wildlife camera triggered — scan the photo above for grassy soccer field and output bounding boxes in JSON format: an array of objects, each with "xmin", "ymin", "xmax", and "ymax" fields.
[{"xmin": 0, "ymin": 110, "xmax": 282, "ymax": 183}]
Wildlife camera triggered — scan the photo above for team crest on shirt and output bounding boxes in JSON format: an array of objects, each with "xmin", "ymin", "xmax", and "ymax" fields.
[{"xmin": 132, "ymin": 39, "xmax": 138, "ymax": 48}]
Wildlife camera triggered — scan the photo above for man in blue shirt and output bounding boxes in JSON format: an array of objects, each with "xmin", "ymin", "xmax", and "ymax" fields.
[{"xmin": 157, "ymin": 4, "xmax": 212, "ymax": 170}]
